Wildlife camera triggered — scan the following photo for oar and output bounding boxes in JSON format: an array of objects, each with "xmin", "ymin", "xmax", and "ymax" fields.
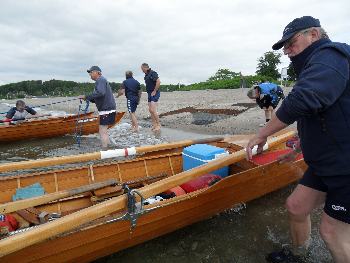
[
  {"xmin": 0, "ymin": 136, "xmax": 225, "ymax": 173},
  {"xmin": 0, "ymin": 130, "xmax": 295, "ymax": 257},
  {"xmin": 0, "ymin": 179, "xmax": 117, "ymax": 214}
]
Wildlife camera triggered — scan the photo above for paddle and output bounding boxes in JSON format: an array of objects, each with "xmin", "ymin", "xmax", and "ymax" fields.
[
  {"xmin": 0, "ymin": 179, "xmax": 118, "ymax": 214},
  {"xmin": 0, "ymin": 136, "xmax": 225, "ymax": 173},
  {"xmin": 0, "ymin": 130, "xmax": 295, "ymax": 257}
]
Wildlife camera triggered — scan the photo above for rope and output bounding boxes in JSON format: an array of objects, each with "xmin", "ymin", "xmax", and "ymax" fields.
[
  {"xmin": 0, "ymin": 98, "xmax": 80, "ymax": 115},
  {"xmin": 74, "ymin": 100, "xmax": 90, "ymax": 147}
]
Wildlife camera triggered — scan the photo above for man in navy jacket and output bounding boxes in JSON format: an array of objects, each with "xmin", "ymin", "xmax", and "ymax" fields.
[
  {"xmin": 80, "ymin": 66, "xmax": 116, "ymax": 148},
  {"xmin": 246, "ymin": 16, "xmax": 350, "ymax": 262}
]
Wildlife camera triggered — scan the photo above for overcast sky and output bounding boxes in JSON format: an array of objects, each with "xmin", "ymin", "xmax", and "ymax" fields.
[{"xmin": 0, "ymin": 0, "xmax": 348, "ymax": 85}]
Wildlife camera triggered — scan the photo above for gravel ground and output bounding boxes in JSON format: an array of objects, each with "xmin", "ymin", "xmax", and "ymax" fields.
[{"xmin": 2, "ymin": 86, "xmax": 294, "ymax": 136}]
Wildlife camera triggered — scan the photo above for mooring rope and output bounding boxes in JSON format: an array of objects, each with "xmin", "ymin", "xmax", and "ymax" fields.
[
  {"xmin": 0, "ymin": 98, "xmax": 80, "ymax": 115},
  {"xmin": 74, "ymin": 100, "xmax": 90, "ymax": 147}
]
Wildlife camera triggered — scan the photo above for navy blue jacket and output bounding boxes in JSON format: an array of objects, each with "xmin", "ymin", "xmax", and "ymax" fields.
[
  {"xmin": 122, "ymin": 77, "xmax": 141, "ymax": 101},
  {"xmin": 276, "ymin": 39, "xmax": 350, "ymax": 176},
  {"xmin": 144, "ymin": 69, "xmax": 159, "ymax": 93},
  {"xmin": 86, "ymin": 76, "xmax": 116, "ymax": 112}
]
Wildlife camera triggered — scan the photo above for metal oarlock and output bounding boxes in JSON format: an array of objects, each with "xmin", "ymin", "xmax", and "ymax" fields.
[{"xmin": 121, "ymin": 185, "xmax": 145, "ymax": 229}]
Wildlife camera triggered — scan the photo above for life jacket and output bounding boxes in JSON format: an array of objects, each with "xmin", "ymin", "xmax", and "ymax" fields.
[{"xmin": 0, "ymin": 214, "xmax": 19, "ymax": 235}]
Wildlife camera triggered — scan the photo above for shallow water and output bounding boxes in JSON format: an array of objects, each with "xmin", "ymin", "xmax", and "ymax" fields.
[{"xmin": 0, "ymin": 103, "xmax": 332, "ymax": 263}]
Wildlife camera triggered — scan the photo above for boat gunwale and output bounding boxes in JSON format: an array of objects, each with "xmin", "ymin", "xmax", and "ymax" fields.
[
  {"xmin": 0, "ymin": 112, "xmax": 96, "ymax": 129},
  {"xmin": 0, "ymin": 151, "xmax": 183, "ymax": 180}
]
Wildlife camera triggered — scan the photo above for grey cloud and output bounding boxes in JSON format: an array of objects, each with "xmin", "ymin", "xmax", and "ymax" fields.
[{"xmin": 0, "ymin": 0, "xmax": 349, "ymax": 86}]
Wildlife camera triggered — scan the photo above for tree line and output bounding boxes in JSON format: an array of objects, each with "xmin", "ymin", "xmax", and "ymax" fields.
[{"xmin": 0, "ymin": 51, "xmax": 296, "ymax": 99}]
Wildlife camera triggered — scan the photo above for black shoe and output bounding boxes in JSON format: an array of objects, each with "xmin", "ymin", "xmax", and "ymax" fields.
[{"xmin": 266, "ymin": 247, "xmax": 305, "ymax": 263}]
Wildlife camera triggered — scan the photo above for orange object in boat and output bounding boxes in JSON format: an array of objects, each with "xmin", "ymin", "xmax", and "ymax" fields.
[{"xmin": 163, "ymin": 186, "xmax": 186, "ymax": 197}]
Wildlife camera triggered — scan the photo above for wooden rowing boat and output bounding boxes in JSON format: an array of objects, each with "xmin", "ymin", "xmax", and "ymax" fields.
[
  {"xmin": 0, "ymin": 112, "xmax": 125, "ymax": 143},
  {"xmin": 0, "ymin": 130, "xmax": 306, "ymax": 262}
]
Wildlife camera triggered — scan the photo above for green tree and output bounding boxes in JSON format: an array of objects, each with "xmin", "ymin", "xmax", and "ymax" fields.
[
  {"xmin": 256, "ymin": 51, "xmax": 282, "ymax": 79},
  {"xmin": 287, "ymin": 62, "xmax": 297, "ymax": 81},
  {"xmin": 208, "ymin": 69, "xmax": 239, "ymax": 81}
]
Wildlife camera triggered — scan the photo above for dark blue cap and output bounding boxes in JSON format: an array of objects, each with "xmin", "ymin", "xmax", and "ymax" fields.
[
  {"xmin": 272, "ymin": 16, "xmax": 321, "ymax": 50},
  {"xmin": 87, "ymin": 66, "xmax": 102, "ymax": 73}
]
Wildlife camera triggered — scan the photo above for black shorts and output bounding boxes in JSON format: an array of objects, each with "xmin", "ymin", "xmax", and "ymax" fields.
[
  {"xmin": 300, "ymin": 168, "xmax": 350, "ymax": 224},
  {"xmin": 256, "ymin": 95, "xmax": 279, "ymax": 109},
  {"xmin": 99, "ymin": 112, "xmax": 116, "ymax": 126}
]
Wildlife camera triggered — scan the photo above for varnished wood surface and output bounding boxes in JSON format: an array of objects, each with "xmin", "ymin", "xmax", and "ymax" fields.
[
  {"xmin": 0, "ymin": 130, "xmax": 306, "ymax": 262},
  {"xmin": 0, "ymin": 112, "xmax": 125, "ymax": 142}
]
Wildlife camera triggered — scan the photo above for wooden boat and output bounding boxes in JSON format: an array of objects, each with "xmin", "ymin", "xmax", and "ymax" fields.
[
  {"xmin": 0, "ymin": 112, "xmax": 125, "ymax": 143},
  {"xmin": 0, "ymin": 130, "xmax": 306, "ymax": 262}
]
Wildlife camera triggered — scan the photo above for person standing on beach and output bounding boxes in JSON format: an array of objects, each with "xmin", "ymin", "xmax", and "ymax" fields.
[
  {"xmin": 80, "ymin": 66, "xmax": 116, "ymax": 149},
  {"xmin": 117, "ymin": 70, "xmax": 141, "ymax": 132},
  {"xmin": 247, "ymin": 82, "xmax": 284, "ymax": 127},
  {"xmin": 246, "ymin": 16, "xmax": 350, "ymax": 262},
  {"xmin": 141, "ymin": 63, "xmax": 161, "ymax": 132}
]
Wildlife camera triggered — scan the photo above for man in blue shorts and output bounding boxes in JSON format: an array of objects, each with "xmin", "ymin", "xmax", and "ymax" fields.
[
  {"xmin": 141, "ymin": 63, "xmax": 161, "ymax": 132},
  {"xmin": 117, "ymin": 70, "xmax": 141, "ymax": 132},
  {"xmin": 246, "ymin": 16, "xmax": 350, "ymax": 262},
  {"xmin": 80, "ymin": 66, "xmax": 116, "ymax": 148}
]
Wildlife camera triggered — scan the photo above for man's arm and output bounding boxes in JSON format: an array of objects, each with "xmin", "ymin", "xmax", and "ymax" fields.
[
  {"xmin": 25, "ymin": 106, "xmax": 37, "ymax": 116},
  {"xmin": 85, "ymin": 78, "xmax": 107, "ymax": 102},
  {"xmin": 154, "ymin": 78, "xmax": 161, "ymax": 92},
  {"xmin": 117, "ymin": 83, "xmax": 125, "ymax": 98}
]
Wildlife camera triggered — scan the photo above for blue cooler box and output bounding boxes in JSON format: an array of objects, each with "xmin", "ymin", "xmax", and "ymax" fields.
[{"xmin": 182, "ymin": 144, "xmax": 229, "ymax": 178}]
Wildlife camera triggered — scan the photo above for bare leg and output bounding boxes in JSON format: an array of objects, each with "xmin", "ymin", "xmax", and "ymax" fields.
[
  {"xmin": 99, "ymin": 125, "xmax": 110, "ymax": 148},
  {"xmin": 285, "ymin": 184, "xmax": 326, "ymax": 251},
  {"xmin": 148, "ymin": 102, "xmax": 156, "ymax": 130},
  {"xmin": 130, "ymin": 112, "xmax": 139, "ymax": 132},
  {"xmin": 320, "ymin": 213, "xmax": 350, "ymax": 262},
  {"xmin": 149, "ymin": 101, "xmax": 161, "ymax": 131},
  {"xmin": 264, "ymin": 106, "xmax": 274, "ymax": 121}
]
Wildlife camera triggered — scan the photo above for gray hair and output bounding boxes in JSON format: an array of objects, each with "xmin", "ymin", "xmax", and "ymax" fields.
[
  {"xmin": 125, "ymin": 70, "xmax": 133, "ymax": 78},
  {"xmin": 304, "ymin": 27, "xmax": 329, "ymax": 40},
  {"xmin": 319, "ymin": 27, "xmax": 329, "ymax": 39}
]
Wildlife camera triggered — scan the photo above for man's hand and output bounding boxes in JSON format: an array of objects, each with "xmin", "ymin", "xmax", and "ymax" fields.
[
  {"xmin": 246, "ymin": 134, "xmax": 268, "ymax": 160},
  {"xmin": 151, "ymin": 90, "xmax": 157, "ymax": 96}
]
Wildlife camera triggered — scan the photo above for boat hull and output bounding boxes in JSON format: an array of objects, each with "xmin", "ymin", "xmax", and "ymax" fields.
[
  {"xmin": 1, "ymin": 157, "xmax": 306, "ymax": 262},
  {"xmin": 0, "ymin": 132, "xmax": 306, "ymax": 262},
  {"xmin": 0, "ymin": 112, "xmax": 125, "ymax": 143}
]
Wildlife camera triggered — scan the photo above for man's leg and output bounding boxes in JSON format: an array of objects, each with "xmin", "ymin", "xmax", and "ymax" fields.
[
  {"xmin": 99, "ymin": 125, "xmax": 110, "ymax": 148},
  {"xmin": 149, "ymin": 101, "xmax": 160, "ymax": 131},
  {"xmin": 265, "ymin": 106, "xmax": 273, "ymax": 122},
  {"xmin": 320, "ymin": 213, "xmax": 350, "ymax": 262},
  {"xmin": 130, "ymin": 112, "xmax": 138, "ymax": 132},
  {"xmin": 286, "ymin": 184, "xmax": 326, "ymax": 251},
  {"xmin": 148, "ymin": 102, "xmax": 156, "ymax": 129}
]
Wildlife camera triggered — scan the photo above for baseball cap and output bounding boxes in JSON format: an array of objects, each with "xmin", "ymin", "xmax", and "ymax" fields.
[
  {"xmin": 87, "ymin": 66, "xmax": 102, "ymax": 73},
  {"xmin": 272, "ymin": 16, "xmax": 321, "ymax": 50}
]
